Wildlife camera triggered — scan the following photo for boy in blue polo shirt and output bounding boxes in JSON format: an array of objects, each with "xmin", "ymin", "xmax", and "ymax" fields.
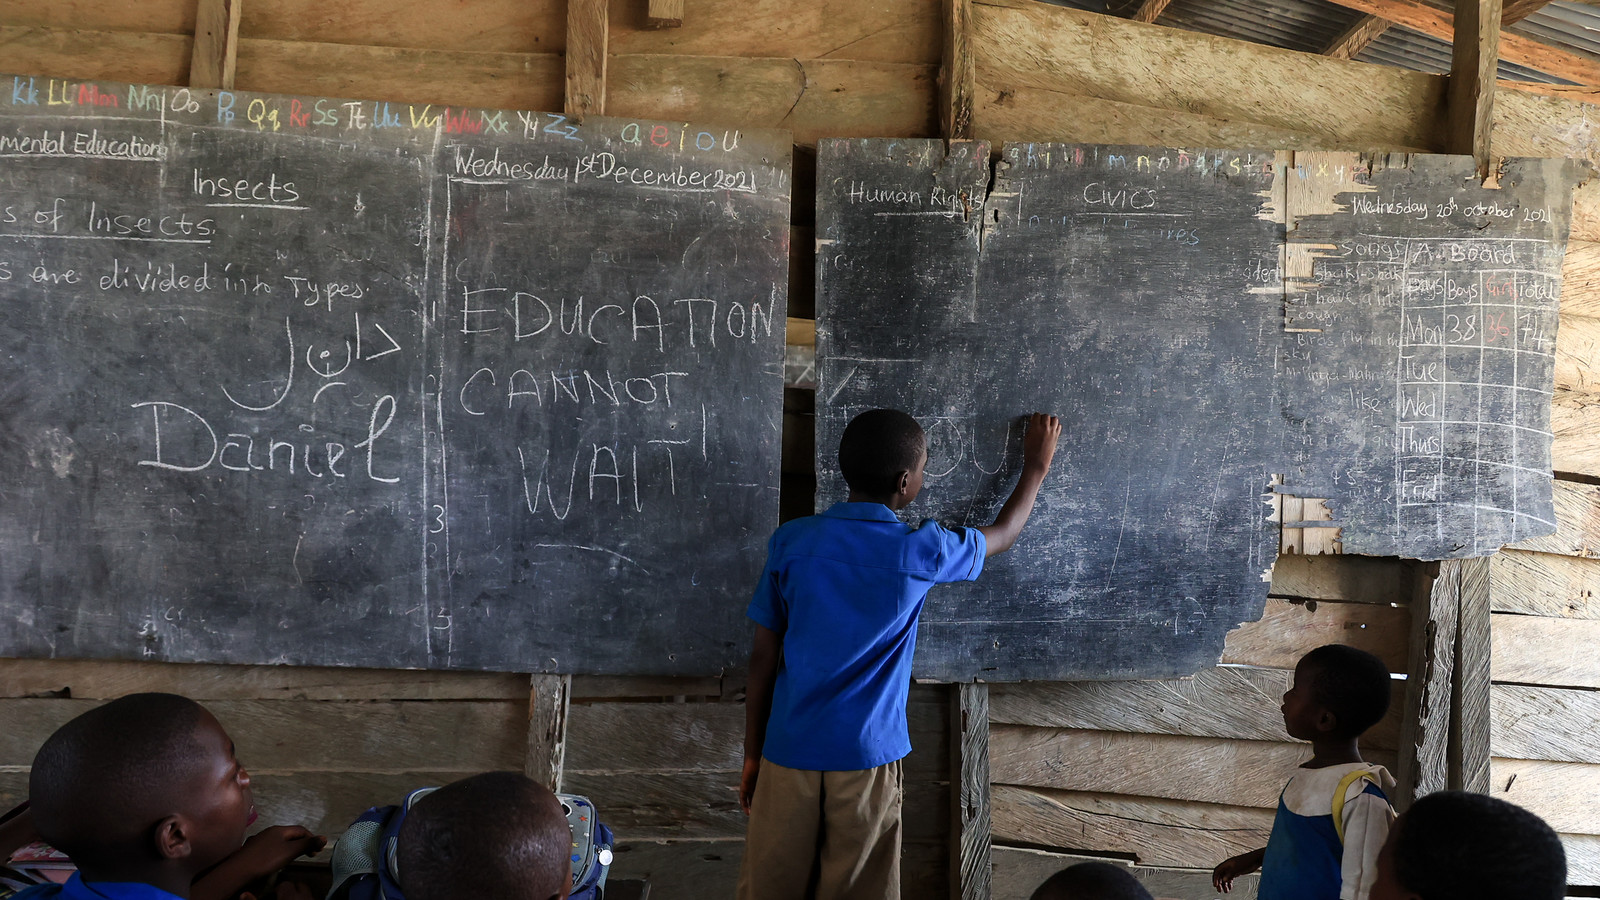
[{"xmin": 737, "ymin": 409, "xmax": 1060, "ymax": 900}]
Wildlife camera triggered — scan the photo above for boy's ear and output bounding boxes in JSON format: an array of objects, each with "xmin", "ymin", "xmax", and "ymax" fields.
[
  {"xmin": 895, "ymin": 470, "xmax": 910, "ymax": 494},
  {"xmin": 153, "ymin": 815, "xmax": 193, "ymax": 860},
  {"xmin": 1316, "ymin": 708, "xmax": 1339, "ymax": 734}
]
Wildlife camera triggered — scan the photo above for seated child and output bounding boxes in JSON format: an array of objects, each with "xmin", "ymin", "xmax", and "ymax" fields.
[
  {"xmin": 394, "ymin": 773, "xmax": 573, "ymax": 900},
  {"xmin": 1370, "ymin": 790, "xmax": 1565, "ymax": 900},
  {"xmin": 13, "ymin": 693, "xmax": 323, "ymax": 900},
  {"xmin": 737, "ymin": 409, "xmax": 1061, "ymax": 900},
  {"xmin": 1213, "ymin": 644, "xmax": 1396, "ymax": 900},
  {"xmin": 1029, "ymin": 861, "xmax": 1154, "ymax": 900}
]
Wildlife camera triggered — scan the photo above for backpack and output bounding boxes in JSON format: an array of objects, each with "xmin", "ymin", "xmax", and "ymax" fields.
[{"xmin": 327, "ymin": 788, "xmax": 614, "ymax": 900}]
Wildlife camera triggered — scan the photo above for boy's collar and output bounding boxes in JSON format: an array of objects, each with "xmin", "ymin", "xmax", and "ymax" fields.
[
  {"xmin": 822, "ymin": 502, "xmax": 902, "ymax": 522},
  {"xmin": 56, "ymin": 874, "xmax": 187, "ymax": 900}
]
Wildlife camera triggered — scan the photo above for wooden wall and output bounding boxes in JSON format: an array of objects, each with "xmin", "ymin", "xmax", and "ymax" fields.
[{"xmin": 4, "ymin": 1, "xmax": 1600, "ymax": 898}]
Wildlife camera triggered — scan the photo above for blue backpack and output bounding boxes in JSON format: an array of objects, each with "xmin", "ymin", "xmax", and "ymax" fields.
[{"xmin": 327, "ymin": 788, "xmax": 614, "ymax": 900}]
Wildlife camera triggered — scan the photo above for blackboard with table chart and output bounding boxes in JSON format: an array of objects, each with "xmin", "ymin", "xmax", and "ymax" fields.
[{"xmin": 0, "ymin": 73, "xmax": 791, "ymax": 675}]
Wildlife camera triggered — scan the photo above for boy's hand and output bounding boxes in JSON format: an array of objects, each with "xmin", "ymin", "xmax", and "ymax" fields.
[
  {"xmin": 739, "ymin": 757, "xmax": 761, "ymax": 814},
  {"xmin": 1211, "ymin": 849, "xmax": 1264, "ymax": 893},
  {"xmin": 1022, "ymin": 413, "xmax": 1061, "ymax": 474},
  {"xmin": 232, "ymin": 826, "xmax": 327, "ymax": 876}
]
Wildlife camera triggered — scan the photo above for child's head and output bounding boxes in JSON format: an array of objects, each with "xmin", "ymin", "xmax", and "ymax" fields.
[
  {"xmin": 1282, "ymin": 643, "xmax": 1391, "ymax": 741},
  {"xmin": 839, "ymin": 409, "xmax": 926, "ymax": 503},
  {"xmin": 1028, "ymin": 861, "xmax": 1154, "ymax": 900},
  {"xmin": 29, "ymin": 692, "xmax": 253, "ymax": 881},
  {"xmin": 1372, "ymin": 791, "xmax": 1565, "ymax": 900},
  {"xmin": 396, "ymin": 772, "xmax": 571, "ymax": 900}
]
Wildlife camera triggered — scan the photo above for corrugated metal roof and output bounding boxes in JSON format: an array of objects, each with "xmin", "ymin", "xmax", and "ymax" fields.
[
  {"xmin": 1160, "ymin": 0, "xmax": 1363, "ymax": 54},
  {"xmin": 1354, "ymin": 23, "xmax": 1571, "ymax": 83}
]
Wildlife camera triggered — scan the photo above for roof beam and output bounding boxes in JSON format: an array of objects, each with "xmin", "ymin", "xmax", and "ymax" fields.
[
  {"xmin": 1131, "ymin": 0, "xmax": 1176, "ymax": 25},
  {"xmin": 1317, "ymin": 0, "xmax": 1600, "ymax": 85},
  {"xmin": 1323, "ymin": 14, "xmax": 1392, "ymax": 59},
  {"xmin": 1500, "ymin": 0, "xmax": 1552, "ymax": 25}
]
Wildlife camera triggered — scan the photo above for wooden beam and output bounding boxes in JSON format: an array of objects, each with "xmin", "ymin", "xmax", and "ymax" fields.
[
  {"xmin": 645, "ymin": 0, "xmax": 685, "ymax": 28},
  {"xmin": 1324, "ymin": 14, "xmax": 1392, "ymax": 59},
  {"xmin": 565, "ymin": 0, "xmax": 608, "ymax": 118},
  {"xmin": 525, "ymin": 673, "xmax": 571, "ymax": 792},
  {"xmin": 1450, "ymin": 558, "xmax": 1492, "ymax": 793},
  {"xmin": 950, "ymin": 683, "xmax": 992, "ymax": 900},
  {"xmin": 1449, "ymin": 0, "xmax": 1501, "ymax": 179},
  {"xmin": 1500, "ymin": 0, "xmax": 1551, "ymax": 24},
  {"xmin": 189, "ymin": 0, "xmax": 241, "ymax": 90},
  {"xmin": 1396, "ymin": 562, "xmax": 1450, "ymax": 810},
  {"xmin": 1318, "ymin": 0, "xmax": 1600, "ymax": 86},
  {"xmin": 1130, "ymin": 0, "xmax": 1175, "ymax": 25},
  {"xmin": 940, "ymin": 0, "xmax": 976, "ymax": 140}
]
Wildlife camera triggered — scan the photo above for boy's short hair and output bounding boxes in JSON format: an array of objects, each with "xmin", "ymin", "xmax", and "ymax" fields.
[
  {"xmin": 397, "ymin": 772, "xmax": 571, "ymax": 900},
  {"xmin": 838, "ymin": 409, "xmax": 925, "ymax": 497},
  {"xmin": 1391, "ymin": 791, "xmax": 1565, "ymax": 900},
  {"xmin": 1299, "ymin": 644, "xmax": 1392, "ymax": 738},
  {"xmin": 1029, "ymin": 861, "xmax": 1154, "ymax": 900},
  {"xmin": 29, "ymin": 693, "xmax": 210, "ymax": 865}
]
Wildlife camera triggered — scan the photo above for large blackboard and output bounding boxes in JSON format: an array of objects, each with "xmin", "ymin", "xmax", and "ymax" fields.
[
  {"xmin": 816, "ymin": 139, "xmax": 1580, "ymax": 682},
  {"xmin": 0, "ymin": 73, "xmax": 791, "ymax": 674}
]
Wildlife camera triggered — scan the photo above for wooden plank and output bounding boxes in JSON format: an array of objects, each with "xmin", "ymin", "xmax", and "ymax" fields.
[
  {"xmin": 1269, "ymin": 554, "xmax": 1418, "ymax": 605},
  {"xmin": 1501, "ymin": 0, "xmax": 1552, "ymax": 24},
  {"xmin": 566, "ymin": 702, "xmax": 744, "ymax": 772},
  {"xmin": 1559, "ymin": 242, "xmax": 1600, "ymax": 319},
  {"xmin": 1318, "ymin": 0, "xmax": 1600, "ymax": 86},
  {"xmin": 0, "ymin": 658, "xmax": 529, "ymax": 701},
  {"xmin": 1557, "ymin": 314, "xmax": 1600, "ymax": 397},
  {"xmin": 236, "ymin": 0, "xmax": 565, "ymax": 54},
  {"xmin": 0, "ymin": 698, "xmax": 526, "ymax": 771},
  {"xmin": 1491, "ymin": 683, "xmax": 1600, "ymax": 764},
  {"xmin": 1448, "ymin": 0, "xmax": 1501, "ymax": 178},
  {"xmin": 940, "ymin": 0, "xmax": 976, "ymax": 141},
  {"xmin": 992, "ymin": 846, "xmax": 1261, "ymax": 900},
  {"xmin": 991, "ymin": 786, "xmax": 1274, "ymax": 871},
  {"xmin": 251, "ymin": 769, "xmax": 478, "ymax": 837},
  {"xmin": 1563, "ymin": 833, "xmax": 1600, "ymax": 885},
  {"xmin": 988, "ymin": 726, "xmax": 1402, "ymax": 809},
  {"xmin": 570, "ymin": 674, "xmax": 723, "ymax": 699},
  {"xmin": 1491, "ymin": 757, "xmax": 1600, "ymax": 835},
  {"xmin": 1491, "ymin": 612, "xmax": 1600, "ymax": 688},
  {"xmin": 1505, "ymin": 483, "xmax": 1600, "ymax": 560},
  {"xmin": 526, "ymin": 674, "xmax": 570, "ymax": 792},
  {"xmin": 1130, "ymin": 0, "xmax": 1175, "ymax": 25},
  {"xmin": 0, "ymin": 25, "xmax": 191, "ymax": 87},
  {"xmin": 565, "ymin": 0, "xmax": 608, "ymax": 117},
  {"xmin": 189, "ymin": 0, "xmax": 241, "ymax": 89},
  {"xmin": 990, "ymin": 668, "xmax": 1404, "ymax": 751},
  {"xmin": 1552, "ymin": 386, "xmax": 1600, "ymax": 479},
  {"xmin": 1221, "ymin": 598, "xmax": 1411, "ymax": 673},
  {"xmin": 607, "ymin": 0, "xmax": 939, "ymax": 64},
  {"xmin": 1451, "ymin": 558, "xmax": 1493, "ymax": 794},
  {"xmin": 1396, "ymin": 561, "xmax": 1450, "ymax": 809},
  {"xmin": 1324, "ymin": 14, "xmax": 1391, "ymax": 59},
  {"xmin": 605, "ymin": 839, "xmax": 948, "ymax": 900},
  {"xmin": 234, "ymin": 37, "xmax": 565, "ymax": 112},
  {"xmin": 645, "ymin": 0, "xmax": 685, "ymax": 29},
  {"xmin": 970, "ymin": 0, "xmax": 1448, "ymax": 152},
  {"xmin": 0, "ymin": 0, "xmax": 196, "ymax": 34},
  {"xmin": 606, "ymin": 55, "xmax": 937, "ymax": 146},
  {"xmin": 950, "ymin": 683, "xmax": 990, "ymax": 900},
  {"xmin": 1490, "ymin": 550, "xmax": 1600, "ymax": 618}
]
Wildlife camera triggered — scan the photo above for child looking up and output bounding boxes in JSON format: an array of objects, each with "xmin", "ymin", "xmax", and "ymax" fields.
[
  {"xmin": 1370, "ymin": 790, "xmax": 1565, "ymax": 900},
  {"xmin": 1213, "ymin": 644, "xmax": 1397, "ymax": 900},
  {"xmin": 737, "ymin": 409, "xmax": 1061, "ymax": 900},
  {"xmin": 15, "ymin": 693, "xmax": 323, "ymax": 900}
]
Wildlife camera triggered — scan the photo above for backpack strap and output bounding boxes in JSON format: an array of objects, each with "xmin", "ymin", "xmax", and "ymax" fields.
[{"xmin": 1331, "ymin": 768, "xmax": 1378, "ymax": 844}]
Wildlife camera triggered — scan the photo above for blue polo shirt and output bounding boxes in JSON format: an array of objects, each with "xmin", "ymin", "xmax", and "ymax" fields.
[
  {"xmin": 748, "ymin": 502, "xmax": 986, "ymax": 771},
  {"xmin": 12, "ymin": 875, "xmax": 181, "ymax": 900}
]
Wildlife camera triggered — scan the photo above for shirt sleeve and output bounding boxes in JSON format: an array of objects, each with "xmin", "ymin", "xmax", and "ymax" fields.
[
  {"xmin": 1339, "ymin": 785, "xmax": 1395, "ymax": 900},
  {"xmin": 746, "ymin": 530, "xmax": 787, "ymax": 634},
  {"xmin": 929, "ymin": 523, "xmax": 986, "ymax": 584}
]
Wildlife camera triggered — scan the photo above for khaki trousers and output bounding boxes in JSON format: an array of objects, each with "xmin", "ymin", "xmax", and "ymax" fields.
[{"xmin": 735, "ymin": 758, "xmax": 903, "ymax": 900}]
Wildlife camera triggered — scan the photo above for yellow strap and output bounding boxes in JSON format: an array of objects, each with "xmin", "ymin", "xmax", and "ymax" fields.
[{"xmin": 1331, "ymin": 769, "xmax": 1376, "ymax": 844}]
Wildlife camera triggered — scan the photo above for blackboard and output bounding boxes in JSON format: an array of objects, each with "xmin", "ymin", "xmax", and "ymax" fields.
[
  {"xmin": 0, "ymin": 73, "xmax": 791, "ymax": 674},
  {"xmin": 815, "ymin": 139, "xmax": 1581, "ymax": 682}
]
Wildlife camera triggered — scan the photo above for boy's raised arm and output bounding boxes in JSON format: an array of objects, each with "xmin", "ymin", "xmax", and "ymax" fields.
[
  {"xmin": 976, "ymin": 413, "xmax": 1061, "ymax": 557},
  {"xmin": 739, "ymin": 624, "xmax": 782, "ymax": 814}
]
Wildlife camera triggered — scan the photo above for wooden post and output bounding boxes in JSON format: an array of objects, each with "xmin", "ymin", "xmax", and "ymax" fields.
[
  {"xmin": 1323, "ymin": 15, "xmax": 1392, "ymax": 59},
  {"xmin": 950, "ymin": 683, "xmax": 992, "ymax": 900},
  {"xmin": 565, "ymin": 0, "xmax": 609, "ymax": 119},
  {"xmin": 526, "ymin": 673, "xmax": 571, "ymax": 792},
  {"xmin": 189, "ymin": 0, "xmax": 242, "ymax": 90},
  {"xmin": 939, "ymin": 0, "xmax": 976, "ymax": 142},
  {"xmin": 1450, "ymin": 557, "xmax": 1492, "ymax": 792},
  {"xmin": 1396, "ymin": 561, "xmax": 1451, "ymax": 810},
  {"xmin": 1448, "ymin": 0, "xmax": 1502, "ymax": 180},
  {"xmin": 1130, "ymin": 0, "xmax": 1175, "ymax": 24},
  {"xmin": 646, "ymin": 0, "xmax": 685, "ymax": 29}
]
